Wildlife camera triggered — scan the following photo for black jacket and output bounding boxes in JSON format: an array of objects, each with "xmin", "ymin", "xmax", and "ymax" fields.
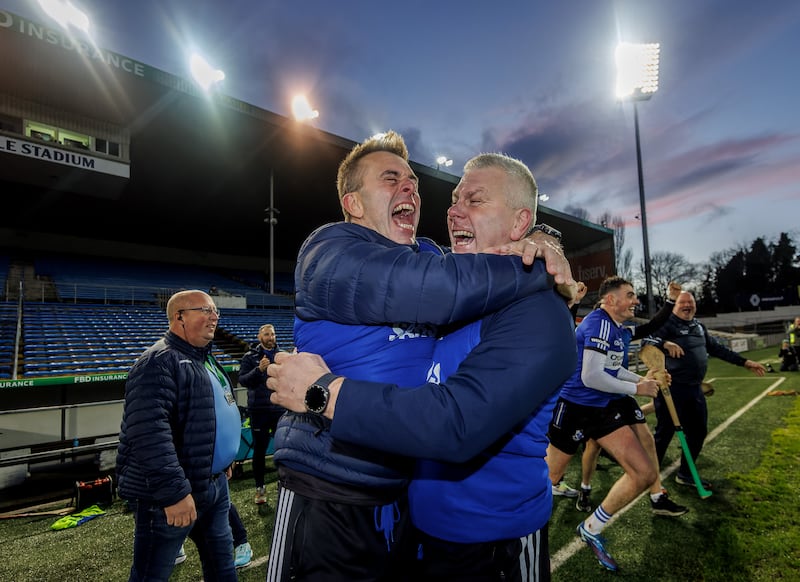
[
  {"xmin": 238, "ymin": 342, "xmax": 283, "ymax": 412},
  {"xmin": 647, "ymin": 315, "xmax": 745, "ymax": 385}
]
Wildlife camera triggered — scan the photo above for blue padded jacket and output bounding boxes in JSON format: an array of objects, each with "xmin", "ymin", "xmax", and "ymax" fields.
[
  {"xmin": 116, "ymin": 331, "xmax": 231, "ymax": 511},
  {"xmin": 274, "ymin": 222, "xmax": 556, "ymax": 494}
]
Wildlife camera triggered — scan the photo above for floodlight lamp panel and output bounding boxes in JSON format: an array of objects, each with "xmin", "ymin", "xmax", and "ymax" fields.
[
  {"xmin": 615, "ymin": 42, "xmax": 661, "ymax": 100},
  {"xmin": 190, "ymin": 54, "xmax": 225, "ymax": 91},
  {"xmin": 38, "ymin": 0, "xmax": 90, "ymax": 33},
  {"xmin": 291, "ymin": 95, "xmax": 319, "ymax": 121}
]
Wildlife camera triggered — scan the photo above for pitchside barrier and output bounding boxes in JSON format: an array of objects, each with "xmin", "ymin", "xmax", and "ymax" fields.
[{"xmin": 0, "ymin": 367, "xmax": 244, "ymax": 490}]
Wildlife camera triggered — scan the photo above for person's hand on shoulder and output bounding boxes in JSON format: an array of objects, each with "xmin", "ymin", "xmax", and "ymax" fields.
[{"xmin": 487, "ymin": 231, "xmax": 575, "ymax": 286}]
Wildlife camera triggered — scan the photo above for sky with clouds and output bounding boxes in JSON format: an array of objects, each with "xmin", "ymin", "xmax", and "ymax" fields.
[{"xmin": 5, "ymin": 0, "xmax": 799, "ymax": 266}]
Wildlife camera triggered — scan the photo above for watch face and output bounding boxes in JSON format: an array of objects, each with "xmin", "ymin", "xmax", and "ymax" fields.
[{"xmin": 305, "ymin": 384, "xmax": 328, "ymax": 413}]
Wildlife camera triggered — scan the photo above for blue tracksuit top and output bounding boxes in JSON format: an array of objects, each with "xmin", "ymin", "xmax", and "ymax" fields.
[
  {"xmin": 408, "ymin": 290, "xmax": 574, "ymax": 542},
  {"xmin": 274, "ymin": 222, "xmax": 557, "ymax": 491}
]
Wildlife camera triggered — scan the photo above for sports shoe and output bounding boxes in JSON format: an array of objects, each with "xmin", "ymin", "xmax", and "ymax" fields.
[
  {"xmin": 552, "ymin": 480, "xmax": 579, "ymax": 498},
  {"xmin": 576, "ymin": 487, "xmax": 592, "ymax": 512},
  {"xmin": 174, "ymin": 544, "xmax": 187, "ymax": 565},
  {"xmin": 675, "ymin": 474, "xmax": 712, "ymax": 490},
  {"xmin": 234, "ymin": 541, "xmax": 253, "ymax": 568},
  {"xmin": 254, "ymin": 486, "xmax": 267, "ymax": 505},
  {"xmin": 650, "ymin": 490, "xmax": 689, "ymax": 517},
  {"xmin": 577, "ymin": 521, "xmax": 619, "ymax": 572}
]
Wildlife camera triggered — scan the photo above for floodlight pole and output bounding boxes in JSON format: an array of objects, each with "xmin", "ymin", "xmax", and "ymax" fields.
[
  {"xmin": 269, "ymin": 170, "xmax": 274, "ymax": 295},
  {"xmin": 265, "ymin": 169, "xmax": 279, "ymax": 295},
  {"xmin": 633, "ymin": 101, "xmax": 655, "ymax": 317}
]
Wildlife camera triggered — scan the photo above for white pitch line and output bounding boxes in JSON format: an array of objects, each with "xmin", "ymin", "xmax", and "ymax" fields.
[{"xmin": 551, "ymin": 375, "xmax": 787, "ymax": 572}]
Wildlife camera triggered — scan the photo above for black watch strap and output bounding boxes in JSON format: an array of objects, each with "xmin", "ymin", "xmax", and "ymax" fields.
[
  {"xmin": 531, "ymin": 223, "xmax": 562, "ymax": 242},
  {"xmin": 304, "ymin": 373, "xmax": 341, "ymax": 414}
]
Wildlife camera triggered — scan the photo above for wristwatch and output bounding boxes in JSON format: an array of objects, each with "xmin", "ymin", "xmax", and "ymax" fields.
[
  {"xmin": 531, "ymin": 223, "xmax": 562, "ymax": 242},
  {"xmin": 304, "ymin": 373, "xmax": 341, "ymax": 414}
]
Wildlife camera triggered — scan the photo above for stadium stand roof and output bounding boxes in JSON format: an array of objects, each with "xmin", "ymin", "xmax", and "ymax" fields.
[{"xmin": 0, "ymin": 8, "xmax": 613, "ymax": 288}]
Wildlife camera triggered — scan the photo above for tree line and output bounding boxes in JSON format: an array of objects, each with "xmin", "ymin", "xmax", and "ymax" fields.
[{"xmin": 582, "ymin": 210, "xmax": 799, "ymax": 316}]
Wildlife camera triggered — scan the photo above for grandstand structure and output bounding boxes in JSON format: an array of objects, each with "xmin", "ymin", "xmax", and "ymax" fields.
[{"xmin": 0, "ymin": 7, "xmax": 613, "ymax": 496}]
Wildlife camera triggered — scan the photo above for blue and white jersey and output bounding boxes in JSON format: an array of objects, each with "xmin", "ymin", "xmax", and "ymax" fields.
[{"xmin": 560, "ymin": 308, "xmax": 627, "ymax": 408}]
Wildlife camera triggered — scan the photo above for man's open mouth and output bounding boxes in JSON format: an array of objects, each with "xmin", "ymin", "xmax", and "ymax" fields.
[
  {"xmin": 451, "ymin": 230, "xmax": 474, "ymax": 246},
  {"xmin": 392, "ymin": 203, "xmax": 416, "ymax": 231}
]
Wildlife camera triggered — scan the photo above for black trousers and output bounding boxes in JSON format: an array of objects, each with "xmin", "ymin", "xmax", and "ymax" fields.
[
  {"xmin": 266, "ymin": 485, "xmax": 413, "ymax": 582},
  {"xmin": 250, "ymin": 408, "xmax": 283, "ymax": 488},
  {"xmin": 654, "ymin": 382, "xmax": 708, "ymax": 477},
  {"xmin": 415, "ymin": 525, "xmax": 551, "ymax": 582}
]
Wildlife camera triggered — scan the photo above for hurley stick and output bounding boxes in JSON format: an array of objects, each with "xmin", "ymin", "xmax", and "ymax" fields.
[{"xmin": 639, "ymin": 345, "xmax": 713, "ymax": 499}]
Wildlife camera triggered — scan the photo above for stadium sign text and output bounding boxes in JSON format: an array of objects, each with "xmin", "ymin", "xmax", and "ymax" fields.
[
  {"xmin": 0, "ymin": 136, "xmax": 130, "ymax": 178},
  {"xmin": 74, "ymin": 374, "xmax": 128, "ymax": 383},
  {"xmin": 0, "ymin": 380, "xmax": 35, "ymax": 388},
  {"xmin": 0, "ymin": 10, "xmax": 145, "ymax": 79}
]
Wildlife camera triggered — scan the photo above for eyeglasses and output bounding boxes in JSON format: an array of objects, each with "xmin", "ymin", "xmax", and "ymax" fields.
[{"xmin": 178, "ymin": 306, "xmax": 220, "ymax": 316}]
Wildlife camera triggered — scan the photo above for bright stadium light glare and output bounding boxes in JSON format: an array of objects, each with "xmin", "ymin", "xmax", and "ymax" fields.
[
  {"xmin": 189, "ymin": 53, "xmax": 225, "ymax": 92},
  {"xmin": 436, "ymin": 156, "xmax": 453, "ymax": 170},
  {"xmin": 38, "ymin": 0, "xmax": 90, "ymax": 34},
  {"xmin": 615, "ymin": 41, "xmax": 661, "ymax": 316},
  {"xmin": 292, "ymin": 95, "xmax": 319, "ymax": 121},
  {"xmin": 615, "ymin": 42, "xmax": 660, "ymax": 100}
]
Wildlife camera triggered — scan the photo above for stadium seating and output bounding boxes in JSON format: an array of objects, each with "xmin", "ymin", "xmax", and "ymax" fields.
[
  {"xmin": 0, "ymin": 253, "xmax": 300, "ymax": 379},
  {"xmin": 218, "ymin": 308, "xmax": 296, "ymax": 351},
  {"xmin": 0, "ymin": 303, "xmax": 16, "ymax": 379},
  {"xmin": 33, "ymin": 255, "xmax": 291, "ymax": 305},
  {"xmin": 14, "ymin": 303, "xmax": 295, "ymax": 378},
  {"xmin": 0, "ymin": 254, "xmax": 8, "ymax": 300}
]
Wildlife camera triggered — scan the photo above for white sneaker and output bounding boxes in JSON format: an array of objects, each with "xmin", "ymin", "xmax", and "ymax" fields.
[
  {"xmin": 552, "ymin": 480, "xmax": 579, "ymax": 498},
  {"xmin": 174, "ymin": 544, "xmax": 187, "ymax": 565}
]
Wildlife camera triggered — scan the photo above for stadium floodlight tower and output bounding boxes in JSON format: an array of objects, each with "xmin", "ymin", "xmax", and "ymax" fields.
[
  {"xmin": 37, "ymin": 0, "xmax": 90, "ymax": 33},
  {"xmin": 436, "ymin": 156, "xmax": 453, "ymax": 171},
  {"xmin": 292, "ymin": 95, "xmax": 319, "ymax": 121},
  {"xmin": 616, "ymin": 41, "xmax": 660, "ymax": 316},
  {"xmin": 189, "ymin": 53, "xmax": 225, "ymax": 92}
]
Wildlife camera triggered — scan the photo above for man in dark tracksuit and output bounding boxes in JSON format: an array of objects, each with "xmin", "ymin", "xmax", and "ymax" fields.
[
  {"xmin": 237, "ymin": 323, "xmax": 283, "ymax": 505},
  {"xmin": 645, "ymin": 291, "xmax": 766, "ymax": 488}
]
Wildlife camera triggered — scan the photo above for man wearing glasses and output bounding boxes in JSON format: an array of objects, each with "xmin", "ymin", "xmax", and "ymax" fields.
[{"xmin": 117, "ymin": 290, "xmax": 241, "ymax": 581}]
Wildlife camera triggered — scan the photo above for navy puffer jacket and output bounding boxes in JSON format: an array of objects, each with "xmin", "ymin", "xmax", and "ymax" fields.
[{"xmin": 117, "ymin": 331, "xmax": 227, "ymax": 511}]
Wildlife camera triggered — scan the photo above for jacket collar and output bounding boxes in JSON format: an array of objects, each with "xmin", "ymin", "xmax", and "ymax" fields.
[{"xmin": 165, "ymin": 330, "xmax": 213, "ymax": 360}]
